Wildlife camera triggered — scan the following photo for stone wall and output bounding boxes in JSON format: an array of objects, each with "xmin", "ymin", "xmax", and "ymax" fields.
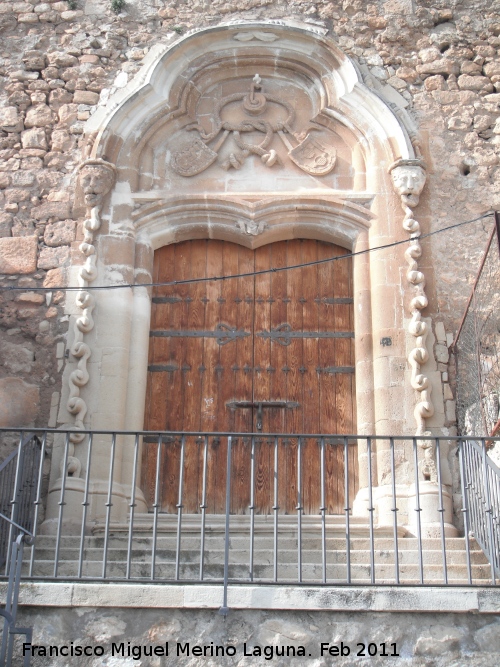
[
  {"xmin": 0, "ymin": 0, "xmax": 499, "ymax": 435},
  {"xmin": 12, "ymin": 606, "xmax": 500, "ymax": 666}
]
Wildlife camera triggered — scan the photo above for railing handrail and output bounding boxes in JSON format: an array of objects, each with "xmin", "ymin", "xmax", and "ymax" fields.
[
  {"xmin": 0, "ymin": 434, "xmax": 37, "ymax": 474},
  {"xmin": 1, "ymin": 427, "xmax": 500, "ymax": 440},
  {"xmin": 466, "ymin": 438, "xmax": 500, "ymax": 476}
]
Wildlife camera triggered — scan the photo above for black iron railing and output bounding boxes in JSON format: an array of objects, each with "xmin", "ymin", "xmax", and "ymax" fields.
[
  {"xmin": 0, "ymin": 434, "xmax": 43, "ymax": 570},
  {"xmin": 461, "ymin": 438, "xmax": 500, "ymax": 579},
  {"xmin": 454, "ymin": 216, "xmax": 500, "ymax": 438},
  {"xmin": 0, "ymin": 429, "xmax": 498, "ymax": 592}
]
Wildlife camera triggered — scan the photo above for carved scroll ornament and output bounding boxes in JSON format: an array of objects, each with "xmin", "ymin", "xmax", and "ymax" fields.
[
  {"xmin": 390, "ymin": 158, "xmax": 437, "ymax": 481},
  {"xmin": 170, "ymin": 74, "xmax": 337, "ymax": 178},
  {"xmin": 65, "ymin": 159, "xmax": 116, "ymax": 472}
]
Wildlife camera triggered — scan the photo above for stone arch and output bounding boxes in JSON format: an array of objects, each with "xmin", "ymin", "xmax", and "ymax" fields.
[{"xmin": 47, "ymin": 20, "xmax": 436, "ymax": 530}]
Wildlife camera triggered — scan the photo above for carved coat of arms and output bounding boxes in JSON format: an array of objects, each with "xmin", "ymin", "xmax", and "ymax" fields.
[{"xmin": 170, "ymin": 74, "xmax": 337, "ymax": 178}]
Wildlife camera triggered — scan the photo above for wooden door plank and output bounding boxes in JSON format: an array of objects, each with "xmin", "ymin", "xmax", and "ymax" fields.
[
  {"xmin": 202, "ymin": 241, "xmax": 224, "ymax": 513},
  {"xmin": 231, "ymin": 245, "xmax": 255, "ymax": 514},
  {"xmin": 282, "ymin": 240, "xmax": 303, "ymax": 514},
  {"xmin": 161, "ymin": 242, "xmax": 191, "ymax": 511},
  {"xmin": 143, "ymin": 245, "xmax": 175, "ymax": 509},
  {"xmin": 182, "ymin": 241, "xmax": 208, "ymax": 512},
  {"xmin": 295, "ymin": 240, "xmax": 319, "ymax": 514},
  {"xmin": 253, "ymin": 245, "xmax": 272, "ymax": 513}
]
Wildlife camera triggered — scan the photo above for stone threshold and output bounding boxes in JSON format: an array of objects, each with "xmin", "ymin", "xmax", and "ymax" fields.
[{"xmin": 1, "ymin": 583, "xmax": 499, "ymax": 614}]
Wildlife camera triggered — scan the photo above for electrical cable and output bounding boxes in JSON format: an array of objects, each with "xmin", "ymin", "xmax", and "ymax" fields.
[{"xmin": 0, "ymin": 210, "xmax": 494, "ymax": 293}]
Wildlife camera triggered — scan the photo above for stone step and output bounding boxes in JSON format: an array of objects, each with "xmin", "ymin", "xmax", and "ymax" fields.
[
  {"xmin": 26, "ymin": 559, "xmax": 492, "ymax": 584},
  {"xmin": 30, "ymin": 545, "xmax": 488, "ymax": 567},
  {"xmin": 33, "ymin": 534, "xmax": 482, "ymax": 552}
]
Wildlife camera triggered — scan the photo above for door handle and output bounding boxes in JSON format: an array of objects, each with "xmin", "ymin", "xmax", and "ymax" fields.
[{"xmin": 226, "ymin": 400, "xmax": 300, "ymax": 431}]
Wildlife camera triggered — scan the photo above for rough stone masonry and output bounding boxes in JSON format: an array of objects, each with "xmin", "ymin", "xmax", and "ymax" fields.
[
  {"xmin": 0, "ymin": 0, "xmax": 499, "ymax": 437},
  {"xmin": 1, "ymin": 1, "xmax": 500, "ymax": 665}
]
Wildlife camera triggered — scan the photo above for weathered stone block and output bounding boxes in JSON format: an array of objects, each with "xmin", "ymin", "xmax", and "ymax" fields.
[
  {"xmin": 57, "ymin": 103, "xmax": 78, "ymax": 125},
  {"xmin": 32, "ymin": 200, "xmax": 71, "ymax": 220},
  {"xmin": 0, "ymin": 378, "xmax": 39, "ymax": 427},
  {"xmin": 50, "ymin": 128, "xmax": 75, "ymax": 153},
  {"xmin": 34, "ymin": 3, "xmax": 51, "ymax": 13},
  {"xmin": 12, "ymin": 2, "xmax": 32, "ymax": 11},
  {"xmin": 43, "ymin": 266, "xmax": 67, "ymax": 288},
  {"xmin": 457, "ymin": 74, "xmax": 494, "ymax": 91},
  {"xmin": 21, "ymin": 127, "xmax": 48, "ymax": 149},
  {"xmin": 417, "ymin": 59, "xmax": 459, "ymax": 77},
  {"xmin": 72, "ymin": 90, "xmax": 100, "ymax": 105},
  {"xmin": 0, "ymin": 106, "xmax": 23, "ymax": 133},
  {"xmin": 5, "ymin": 188, "xmax": 31, "ymax": 203},
  {"xmin": 25, "ymin": 104, "xmax": 55, "ymax": 128},
  {"xmin": 48, "ymin": 88, "xmax": 73, "ymax": 109},
  {"xmin": 0, "ymin": 235, "xmax": 37, "ymax": 274},
  {"xmin": 38, "ymin": 245, "xmax": 70, "ymax": 269},
  {"xmin": 0, "ymin": 212, "xmax": 13, "ymax": 237},
  {"xmin": 60, "ymin": 9, "xmax": 84, "ymax": 20},
  {"xmin": 0, "ymin": 339, "xmax": 35, "ymax": 373},
  {"xmin": 18, "ymin": 12, "xmax": 39, "ymax": 23},
  {"xmin": 44, "ymin": 219, "xmax": 76, "ymax": 246},
  {"xmin": 22, "ymin": 49, "xmax": 47, "ymax": 71},
  {"xmin": 47, "ymin": 51, "xmax": 79, "ymax": 68}
]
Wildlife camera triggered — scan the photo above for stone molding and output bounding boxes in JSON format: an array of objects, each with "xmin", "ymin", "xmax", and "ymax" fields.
[
  {"xmin": 6, "ymin": 582, "xmax": 500, "ymax": 614},
  {"xmin": 390, "ymin": 158, "xmax": 437, "ymax": 481},
  {"xmin": 65, "ymin": 160, "xmax": 116, "ymax": 464}
]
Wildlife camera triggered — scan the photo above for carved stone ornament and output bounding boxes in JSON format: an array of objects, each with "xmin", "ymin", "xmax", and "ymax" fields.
[
  {"xmin": 390, "ymin": 158, "xmax": 437, "ymax": 481},
  {"xmin": 65, "ymin": 159, "xmax": 116, "ymax": 462},
  {"xmin": 289, "ymin": 134, "xmax": 337, "ymax": 176},
  {"xmin": 390, "ymin": 159, "xmax": 426, "ymax": 208},
  {"xmin": 237, "ymin": 219, "xmax": 266, "ymax": 236},
  {"xmin": 233, "ymin": 31, "xmax": 279, "ymax": 42},
  {"xmin": 170, "ymin": 74, "xmax": 337, "ymax": 177}
]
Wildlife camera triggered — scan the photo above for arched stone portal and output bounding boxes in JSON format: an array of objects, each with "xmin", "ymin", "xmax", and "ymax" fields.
[{"xmin": 43, "ymin": 21, "xmax": 454, "ymax": 535}]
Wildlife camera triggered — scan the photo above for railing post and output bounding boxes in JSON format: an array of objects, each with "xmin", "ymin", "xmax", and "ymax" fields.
[
  {"xmin": 126, "ymin": 433, "xmax": 140, "ymax": 580},
  {"xmin": 249, "ymin": 436, "xmax": 256, "ymax": 583},
  {"xmin": 435, "ymin": 437, "xmax": 448, "ymax": 584},
  {"xmin": 102, "ymin": 433, "xmax": 117, "ymax": 579},
  {"xmin": 367, "ymin": 437, "xmax": 375, "ymax": 584},
  {"xmin": 273, "ymin": 436, "xmax": 279, "ymax": 583},
  {"xmin": 220, "ymin": 436, "xmax": 232, "ymax": 617},
  {"xmin": 297, "ymin": 437, "xmax": 303, "ymax": 584},
  {"xmin": 481, "ymin": 438, "xmax": 497, "ymax": 584},
  {"xmin": 151, "ymin": 434, "xmax": 163, "ymax": 581},
  {"xmin": 199, "ymin": 435, "xmax": 209, "ymax": 582},
  {"xmin": 78, "ymin": 433, "xmax": 93, "ymax": 579},
  {"xmin": 175, "ymin": 435, "xmax": 186, "ymax": 581},
  {"xmin": 319, "ymin": 437, "xmax": 326, "ymax": 584},
  {"xmin": 412, "ymin": 437, "xmax": 424, "ymax": 584},
  {"xmin": 458, "ymin": 439, "xmax": 473, "ymax": 584},
  {"xmin": 389, "ymin": 437, "xmax": 400, "ymax": 584}
]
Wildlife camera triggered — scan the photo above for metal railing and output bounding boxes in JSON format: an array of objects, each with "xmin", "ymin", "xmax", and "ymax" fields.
[
  {"xmin": 461, "ymin": 438, "xmax": 500, "ymax": 579},
  {"xmin": 454, "ymin": 214, "xmax": 500, "ymax": 438},
  {"xmin": 0, "ymin": 432, "xmax": 44, "ymax": 667},
  {"xmin": 0, "ymin": 429, "xmax": 498, "ymax": 593},
  {"xmin": 0, "ymin": 433, "xmax": 43, "ymax": 571}
]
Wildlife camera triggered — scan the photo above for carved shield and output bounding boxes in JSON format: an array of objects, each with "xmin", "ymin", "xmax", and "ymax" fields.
[
  {"xmin": 289, "ymin": 134, "xmax": 337, "ymax": 176},
  {"xmin": 170, "ymin": 138, "xmax": 218, "ymax": 177}
]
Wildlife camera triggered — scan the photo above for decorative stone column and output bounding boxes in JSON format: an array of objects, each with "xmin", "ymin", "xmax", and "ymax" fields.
[
  {"xmin": 389, "ymin": 159, "xmax": 456, "ymax": 537},
  {"xmin": 43, "ymin": 160, "xmax": 147, "ymax": 534}
]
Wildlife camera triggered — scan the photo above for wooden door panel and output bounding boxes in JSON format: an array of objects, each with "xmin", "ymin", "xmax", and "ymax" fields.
[{"xmin": 143, "ymin": 239, "xmax": 357, "ymax": 515}]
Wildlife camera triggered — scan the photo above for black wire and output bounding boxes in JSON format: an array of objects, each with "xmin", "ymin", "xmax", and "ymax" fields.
[{"xmin": 0, "ymin": 210, "xmax": 494, "ymax": 293}]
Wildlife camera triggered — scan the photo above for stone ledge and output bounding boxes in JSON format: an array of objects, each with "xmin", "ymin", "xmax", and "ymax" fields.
[{"xmin": 2, "ymin": 583, "xmax": 499, "ymax": 614}]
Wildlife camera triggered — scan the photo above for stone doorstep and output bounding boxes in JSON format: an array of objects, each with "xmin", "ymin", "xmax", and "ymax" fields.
[
  {"xmin": 92, "ymin": 514, "xmax": 410, "ymax": 538},
  {"xmin": 1, "ymin": 582, "xmax": 499, "ymax": 614}
]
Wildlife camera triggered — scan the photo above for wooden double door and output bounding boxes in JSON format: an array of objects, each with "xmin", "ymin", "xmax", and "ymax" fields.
[{"xmin": 143, "ymin": 239, "xmax": 357, "ymax": 514}]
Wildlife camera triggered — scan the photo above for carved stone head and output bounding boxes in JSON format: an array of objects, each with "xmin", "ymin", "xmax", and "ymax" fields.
[
  {"xmin": 78, "ymin": 159, "xmax": 116, "ymax": 208},
  {"xmin": 389, "ymin": 159, "xmax": 426, "ymax": 208}
]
